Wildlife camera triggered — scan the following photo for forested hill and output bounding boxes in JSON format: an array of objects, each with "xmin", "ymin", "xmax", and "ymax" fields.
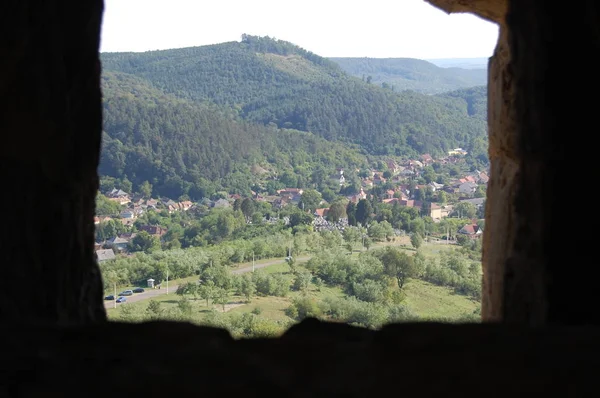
[
  {"xmin": 100, "ymin": 71, "xmax": 369, "ymax": 199},
  {"xmin": 101, "ymin": 35, "xmax": 487, "ymax": 158},
  {"xmin": 330, "ymin": 57, "xmax": 487, "ymax": 94}
]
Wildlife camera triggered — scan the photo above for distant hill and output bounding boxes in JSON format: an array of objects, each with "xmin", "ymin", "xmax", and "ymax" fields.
[
  {"xmin": 101, "ymin": 35, "xmax": 487, "ymax": 159},
  {"xmin": 426, "ymin": 57, "xmax": 488, "ymax": 70},
  {"xmin": 100, "ymin": 70, "xmax": 369, "ymax": 199},
  {"xmin": 330, "ymin": 57, "xmax": 487, "ymax": 94}
]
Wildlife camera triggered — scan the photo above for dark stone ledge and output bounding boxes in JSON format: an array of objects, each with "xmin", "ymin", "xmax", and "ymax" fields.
[{"xmin": 2, "ymin": 318, "xmax": 598, "ymax": 397}]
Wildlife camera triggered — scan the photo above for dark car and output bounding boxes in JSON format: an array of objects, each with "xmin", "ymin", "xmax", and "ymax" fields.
[
  {"xmin": 104, "ymin": 295, "xmax": 115, "ymax": 300},
  {"xmin": 132, "ymin": 287, "xmax": 145, "ymax": 293},
  {"xmin": 116, "ymin": 296, "xmax": 127, "ymax": 303},
  {"xmin": 118, "ymin": 290, "xmax": 133, "ymax": 296}
]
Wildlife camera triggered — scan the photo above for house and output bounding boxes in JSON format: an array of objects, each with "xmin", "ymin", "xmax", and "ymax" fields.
[
  {"xmin": 362, "ymin": 179, "xmax": 374, "ymax": 187},
  {"xmin": 106, "ymin": 236, "xmax": 129, "ymax": 252},
  {"xmin": 478, "ymin": 172, "xmax": 490, "ymax": 184},
  {"xmin": 448, "ymin": 148, "xmax": 468, "ymax": 156},
  {"xmin": 410, "ymin": 160, "xmax": 424, "ymax": 169},
  {"xmin": 373, "ymin": 173, "xmax": 387, "ymax": 185},
  {"xmin": 94, "ymin": 242, "xmax": 104, "ymax": 251},
  {"xmin": 430, "ymin": 203, "xmax": 443, "ymax": 220},
  {"xmin": 213, "ymin": 198, "xmax": 230, "ymax": 208},
  {"xmin": 338, "ymin": 169, "xmax": 345, "ymax": 186},
  {"xmin": 180, "ymin": 201, "xmax": 193, "ymax": 211},
  {"xmin": 421, "ymin": 154, "xmax": 434, "ymax": 165},
  {"xmin": 120, "ymin": 219, "xmax": 135, "ymax": 227},
  {"xmin": 93, "ymin": 216, "xmax": 100, "ymax": 225},
  {"xmin": 459, "ymin": 223, "xmax": 483, "ymax": 238},
  {"xmin": 459, "ymin": 182, "xmax": 478, "ymax": 194},
  {"xmin": 95, "ymin": 249, "xmax": 116, "ymax": 262},
  {"xmin": 429, "ymin": 182, "xmax": 444, "ymax": 191},
  {"xmin": 441, "ymin": 205, "xmax": 454, "ymax": 218},
  {"xmin": 120, "ymin": 209, "xmax": 135, "ymax": 219},
  {"xmin": 399, "ymin": 199, "xmax": 422, "ymax": 210},
  {"xmin": 386, "ymin": 160, "xmax": 399, "ymax": 173},
  {"xmin": 108, "ymin": 196, "xmax": 131, "ymax": 205},
  {"xmin": 399, "ymin": 168, "xmax": 415, "ymax": 177},
  {"xmin": 314, "ymin": 208, "xmax": 330, "ymax": 218},
  {"xmin": 108, "ymin": 188, "xmax": 129, "ymax": 198},
  {"xmin": 139, "ymin": 225, "xmax": 167, "ymax": 237}
]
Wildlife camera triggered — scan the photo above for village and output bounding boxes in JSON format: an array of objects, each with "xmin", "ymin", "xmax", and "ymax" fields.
[{"xmin": 95, "ymin": 149, "xmax": 487, "ymax": 262}]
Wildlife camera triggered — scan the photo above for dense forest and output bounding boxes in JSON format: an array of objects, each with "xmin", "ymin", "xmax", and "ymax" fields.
[
  {"xmin": 330, "ymin": 57, "xmax": 487, "ymax": 94},
  {"xmin": 101, "ymin": 36, "xmax": 487, "ymax": 156},
  {"xmin": 101, "ymin": 71, "xmax": 370, "ymax": 199},
  {"xmin": 100, "ymin": 35, "xmax": 488, "ymax": 198}
]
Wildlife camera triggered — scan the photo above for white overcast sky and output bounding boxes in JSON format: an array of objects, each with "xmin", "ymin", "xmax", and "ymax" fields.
[{"xmin": 100, "ymin": 0, "xmax": 499, "ymax": 59}]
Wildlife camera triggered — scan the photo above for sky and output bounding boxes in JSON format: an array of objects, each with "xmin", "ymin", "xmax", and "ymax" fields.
[{"xmin": 100, "ymin": 0, "xmax": 499, "ymax": 59}]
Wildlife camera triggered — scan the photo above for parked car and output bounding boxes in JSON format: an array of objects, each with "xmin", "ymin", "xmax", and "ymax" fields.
[
  {"xmin": 116, "ymin": 296, "xmax": 127, "ymax": 303},
  {"xmin": 132, "ymin": 287, "xmax": 145, "ymax": 293},
  {"xmin": 104, "ymin": 295, "xmax": 115, "ymax": 300},
  {"xmin": 118, "ymin": 290, "xmax": 133, "ymax": 296}
]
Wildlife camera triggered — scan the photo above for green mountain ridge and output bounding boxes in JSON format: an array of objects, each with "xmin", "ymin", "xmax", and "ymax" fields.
[
  {"xmin": 330, "ymin": 57, "xmax": 487, "ymax": 94},
  {"xmin": 101, "ymin": 35, "xmax": 487, "ymax": 157},
  {"xmin": 100, "ymin": 71, "xmax": 369, "ymax": 199},
  {"xmin": 99, "ymin": 35, "xmax": 489, "ymax": 198}
]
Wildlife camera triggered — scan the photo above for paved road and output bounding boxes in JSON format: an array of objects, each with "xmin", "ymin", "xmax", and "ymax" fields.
[{"xmin": 104, "ymin": 255, "xmax": 310, "ymax": 309}]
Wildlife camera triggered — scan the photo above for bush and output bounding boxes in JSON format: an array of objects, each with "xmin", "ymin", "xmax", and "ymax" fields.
[
  {"xmin": 286, "ymin": 296, "xmax": 322, "ymax": 321},
  {"xmin": 251, "ymin": 307, "xmax": 263, "ymax": 315}
]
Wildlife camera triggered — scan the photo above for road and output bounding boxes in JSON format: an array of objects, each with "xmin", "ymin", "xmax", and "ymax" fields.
[{"xmin": 104, "ymin": 255, "xmax": 310, "ymax": 309}]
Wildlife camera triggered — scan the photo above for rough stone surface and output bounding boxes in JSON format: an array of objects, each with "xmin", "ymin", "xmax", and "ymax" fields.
[
  {"xmin": 2, "ymin": 319, "xmax": 600, "ymax": 396},
  {"xmin": 481, "ymin": 27, "xmax": 518, "ymax": 322},
  {"xmin": 425, "ymin": 0, "xmax": 507, "ymax": 24},
  {"xmin": 504, "ymin": 0, "xmax": 600, "ymax": 325},
  {"xmin": 0, "ymin": 1, "xmax": 106, "ymax": 324}
]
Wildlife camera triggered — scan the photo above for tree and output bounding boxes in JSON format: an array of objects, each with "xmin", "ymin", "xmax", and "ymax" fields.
[
  {"xmin": 240, "ymin": 198, "xmax": 255, "ymax": 222},
  {"xmin": 454, "ymin": 202, "xmax": 477, "ymax": 219},
  {"xmin": 474, "ymin": 185, "xmax": 487, "ymax": 198},
  {"xmin": 119, "ymin": 177, "xmax": 133, "ymax": 194},
  {"xmin": 233, "ymin": 198, "xmax": 242, "ymax": 211},
  {"xmin": 289, "ymin": 211, "xmax": 313, "ymax": 228},
  {"xmin": 139, "ymin": 180, "xmax": 153, "ymax": 198},
  {"xmin": 95, "ymin": 193, "xmax": 122, "ymax": 217},
  {"xmin": 215, "ymin": 287, "xmax": 230, "ymax": 312},
  {"xmin": 199, "ymin": 280, "xmax": 216, "ymax": 307},
  {"xmin": 240, "ymin": 274, "xmax": 256, "ymax": 302},
  {"xmin": 129, "ymin": 231, "xmax": 161, "ymax": 253},
  {"xmin": 299, "ymin": 189, "xmax": 322, "ymax": 212},
  {"xmin": 177, "ymin": 297, "xmax": 193, "ymax": 316},
  {"xmin": 382, "ymin": 170, "xmax": 392, "ymax": 179},
  {"xmin": 343, "ymin": 226, "xmax": 361, "ymax": 249},
  {"xmin": 146, "ymin": 300, "xmax": 163, "ymax": 320},
  {"xmin": 346, "ymin": 202, "xmax": 357, "ymax": 226},
  {"xmin": 376, "ymin": 247, "xmax": 416, "ymax": 289},
  {"xmin": 292, "ymin": 269, "xmax": 312, "ymax": 293},
  {"xmin": 327, "ymin": 201, "xmax": 347, "ymax": 223},
  {"xmin": 437, "ymin": 190, "xmax": 447, "ymax": 204},
  {"xmin": 355, "ymin": 199, "xmax": 372, "ymax": 226},
  {"xmin": 410, "ymin": 233, "xmax": 423, "ymax": 249}
]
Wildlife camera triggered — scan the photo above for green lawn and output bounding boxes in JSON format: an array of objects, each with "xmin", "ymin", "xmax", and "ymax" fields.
[
  {"xmin": 404, "ymin": 279, "xmax": 479, "ymax": 320},
  {"xmin": 106, "ymin": 240, "xmax": 479, "ymax": 326}
]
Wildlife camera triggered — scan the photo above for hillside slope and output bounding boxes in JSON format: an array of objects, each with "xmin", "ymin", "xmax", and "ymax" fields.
[
  {"xmin": 101, "ymin": 35, "xmax": 487, "ymax": 158},
  {"xmin": 100, "ymin": 71, "xmax": 369, "ymax": 199},
  {"xmin": 330, "ymin": 57, "xmax": 487, "ymax": 94}
]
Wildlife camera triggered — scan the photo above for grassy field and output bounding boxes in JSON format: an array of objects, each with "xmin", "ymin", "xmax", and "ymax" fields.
[
  {"xmin": 404, "ymin": 279, "xmax": 479, "ymax": 320},
  {"xmin": 106, "ymin": 241, "xmax": 480, "ymax": 327}
]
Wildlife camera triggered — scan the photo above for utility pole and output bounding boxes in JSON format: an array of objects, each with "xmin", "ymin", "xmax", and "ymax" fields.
[
  {"xmin": 114, "ymin": 282, "xmax": 116, "ymax": 309},
  {"xmin": 252, "ymin": 251, "xmax": 255, "ymax": 272},
  {"xmin": 166, "ymin": 267, "xmax": 169, "ymax": 294}
]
